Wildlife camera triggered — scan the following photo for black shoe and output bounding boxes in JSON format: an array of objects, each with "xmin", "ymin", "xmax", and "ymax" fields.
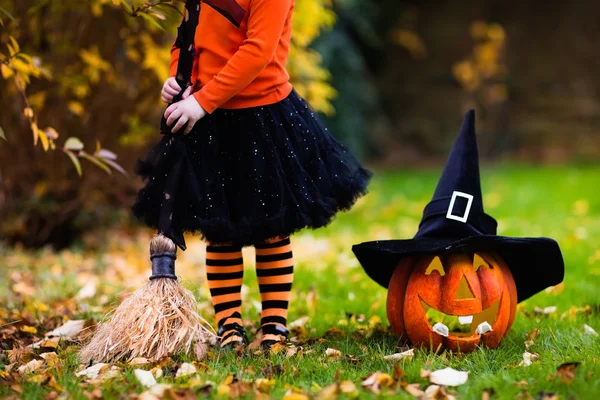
[
  {"xmin": 217, "ymin": 323, "xmax": 248, "ymax": 350},
  {"xmin": 259, "ymin": 324, "xmax": 289, "ymax": 350}
]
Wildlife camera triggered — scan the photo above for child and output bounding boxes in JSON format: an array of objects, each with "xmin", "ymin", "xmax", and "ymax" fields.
[{"xmin": 133, "ymin": 0, "xmax": 371, "ymax": 349}]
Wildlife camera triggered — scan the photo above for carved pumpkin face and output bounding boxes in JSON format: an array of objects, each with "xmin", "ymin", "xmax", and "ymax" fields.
[{"xmin": 387, "ymin": 252, "xmax": 517, "ymax": 353}]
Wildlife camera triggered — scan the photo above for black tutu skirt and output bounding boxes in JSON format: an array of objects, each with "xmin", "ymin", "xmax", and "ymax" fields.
[{"xmin": 132, "ymin": 90, "xmax": 372, "ymax": 249}]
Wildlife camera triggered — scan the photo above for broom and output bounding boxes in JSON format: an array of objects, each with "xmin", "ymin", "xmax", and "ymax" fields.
[
  {"xmin": 80, "ymin": 1, "xmax": 210, "ymax": 363},
  {"xmin": 80, "ymin": 234, "xmax": 214, "ymax": 363}
]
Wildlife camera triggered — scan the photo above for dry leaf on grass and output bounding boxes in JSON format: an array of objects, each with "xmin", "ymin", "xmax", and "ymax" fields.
[
  {"xmin": 325, "ymin": 348, "xmax": 342, "ymax": 360},
  {"xmin": 17, "ymin": 359, "xmax": 43, "ymax": 374},
  {"xmin": 524, "ymin": 327, "xmax": 540, "ymax": 350},
  {"xmin": 130, "ymin": 357, "xmax": 150, "ymax": 366},
  {"xmin": 403, "ymin": 383, "xmax": 424, "ymax": 397},
  {"xmin": 194, "ymin": 341, "xmax": 209, "ymax": 360},
  {"xmin": 76, "ymin": 279, "xmax": 98, "ymax": 300},
  {"xmin": 583, "ymin": 324, "xmax": 598, "ymax": 336},
  {"xmin": 255, "ymin": 378, "xmax": 276, "ymax": 393},
  {"xmin": 45, "ymin": 320, "xmax": 85, "ymax": 339},
  {"xmin": 361, "ymin": 372, "xmax": 395, "ymax": 394},
  {"xmin": 316, "ymin": 383, "xmax": 339, "ymax": 400},
  {"xmin": 135, "ymin": 369, "xmax": 157, "ymax": 388},
  {"xmin": 75, "ymin": 363, "xmax": 109, "ymax": 379},
  {"xmin": 176, "ymin": 363, "xmax": 197, "ymax": 378},
  {"xmin": 425, "ymin": 384, "xmax": 456, "ymax": 400},
  {"xmin": 282, "ymin": 389, "xmax": 310, "ymax": 400},
  {"xmin": 534, "ymin": 306, "xmax": 557, "ymax": 316},
  {"xmin": 384, "ymin": 348, "xmax": 414, "ymax": 362},
  {"xmin": 519, "ymin": 352, "xmax": 539, "ymax": 367},
  {"xmin": 339, "ymin": 381, "xmax": 359, "ymax": 398},
  {"xmin": 429, "ymin": 367, "xmax": 469, "ymax": 386},
  {"xmin": 555, "ymin": 362, "xmax": 580, "ymax": 384}
]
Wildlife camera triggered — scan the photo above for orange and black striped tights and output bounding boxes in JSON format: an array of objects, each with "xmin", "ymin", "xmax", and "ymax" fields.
[{"xmin": 206, "ymin": 237, "xmax": 294, "ymax": 349}]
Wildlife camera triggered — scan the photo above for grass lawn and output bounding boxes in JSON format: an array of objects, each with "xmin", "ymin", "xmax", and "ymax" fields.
[{"xmin": 1, "ymin": 165, "xmax": 599, "ymax": 399}]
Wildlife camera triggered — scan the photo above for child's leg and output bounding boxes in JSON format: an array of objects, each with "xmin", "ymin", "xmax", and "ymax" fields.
[
  {"xmin": 206, "ymin": 242, "xmax": 246, "ymax": 348},
  {"xmin": 255, "ymin": 237, "xmax": 294, "ymax": 347}
]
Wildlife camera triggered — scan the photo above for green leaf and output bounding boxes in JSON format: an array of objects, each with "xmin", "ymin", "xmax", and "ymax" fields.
[
  {"xmin": 149, "ymin": 9, "xmax": 167, "ymax": 20},
  {"xmin": 0, "ymin": 126, "xmax": 6, "ymax": 141},
  {"xmin": 139, "ymin": 13, "xmax": 165, "ymax": 30},
  {"xmin": 158, "ymin": 3, "xmax": 184, "ymax": 17},
  {"xmin": 64, "ymin": 149, "xmax": 82, "ymax": 177},
  {"xmin": 64, "ymin": 137, "xmax": 84, "ymax": 151},
  {"xmin": 80, "ymin": 152, "xmax": 112, "ymax": 175},
  {"xmin": 0, "ymin": 6, "xmax": 16, "ymax": 24},
  {"xmin": 121, "ymin": 0, "xmax": 133, "ymax": 13}
]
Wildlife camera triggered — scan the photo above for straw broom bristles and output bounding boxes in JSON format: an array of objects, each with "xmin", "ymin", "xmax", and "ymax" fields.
[{"xmin": 80, "ymin": 235, "xmax": 214, "ymax": 363}]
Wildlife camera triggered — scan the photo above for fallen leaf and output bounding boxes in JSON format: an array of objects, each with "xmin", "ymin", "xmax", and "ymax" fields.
[
  {"xmin": 20, "ymin": 326, "xmax": 38, "ymax": 334},
  {"xmin": 39, "ymin": 352, "xmax": 59, "ymax": 367},
  {"xmin": 392, "ymin": 365, "xmax": 404, "ymax": 381},
  {"xmin": 76, "ymin": 363, "xmax": 109, "ymax": 380},
  {"xmin": 31, "ymin": 338, "xmax": 59, "ymax": 350},
  {"xmin": 524, "ymin": 327, "xmax": 540, "ymax": 349},
  {"xmin": 76, "ymin": 279, "xmax": 98, "ymax": 300},
  {"xmin": 403, "ymin": 383, "xmax": 425, "ymax": 397},
  {"xmin": 534, "ymin": 306, "xmax": 557, "ymax": 315},
  {"xmin": 425, "ymin": 384, "xmax": 456, "ymax": 400},
  {"xmin": 429, "ymin": 367, "xmax": 469, "ymax": 386},
  {"xmin": 176, "ymin": 363, "xmax": 197, "ymax": 378},
  {"xmin": 45, "ymin": 320, "xmax": 85, "ymax": 339},
  {"xmin": 361, "ymin": 372, "xmax": 395, "ymax": 394},
  {"xmin": 555, "ymin": 362, "xmax": 580, "ymax": 384},
  {"xmin": 384, "ymin": 348, "xmax": 414, "ymax": 362},
  {"xmin": 519, "ymin": 352, "xmax": 539, "ymax": 367},
  {"xmin": 270, "ymin": 342, "xmax": 286, "ymax": 355},
  {"xmin": 140, "ymin": 384, "xmax": 173, "ymax": 399},
  {"xmin": 286, "ymin": 345, "xmax": 298, "ymax": 359},
  {"xmin": 583, "ymin": 324, "xmax": 598, "ymax": 336},
  {"xmin": 282, "ymin": 391, "xmax": 310, "ymax": 400},
  {"xmin": 12, "ymin": 282, "xmax": 36, "ymax": 296},
  {"xmin": 194, "ymin": 342, "xmax": 208, "ymax": 360},
  {"xmin": 18, "ymin": 359, "xmax": 43, "ymax": 374},
  {"xmin": 135, "ymin": 369, "xmax": 157, "ymax": 388},
  {"xmin": 325, "ymin": 348, "xmax": 342, "ymax": 360},
  {"xmin": 129, "ymin": 357, "xmax": 150, "ymax": 366},
  {"xmin": 339, "ymin": 381, "xmax": 359, "ymax": 398},
  {"xmin": 316, "ymin": 383, "xmax": 339, "ymax": 400},
  {"xmin": 255, "ymin": 378, "xmax": 276, "ymax": 393}
]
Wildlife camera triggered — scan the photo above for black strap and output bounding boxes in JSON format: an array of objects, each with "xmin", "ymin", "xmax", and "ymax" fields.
[{"xmin": 259, "ymin": 324, "xmax": 289, "ymax": 338}]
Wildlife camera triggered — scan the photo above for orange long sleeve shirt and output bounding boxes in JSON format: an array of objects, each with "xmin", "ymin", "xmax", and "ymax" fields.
[{"xmin": 169, "ymin": 0, "xmax": 294, "ymax": 114}]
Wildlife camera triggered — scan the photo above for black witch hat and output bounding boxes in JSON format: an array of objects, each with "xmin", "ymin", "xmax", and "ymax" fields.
[{"xmin": 352, "ymin": 110, "xmax": 564, "ymax": 302}]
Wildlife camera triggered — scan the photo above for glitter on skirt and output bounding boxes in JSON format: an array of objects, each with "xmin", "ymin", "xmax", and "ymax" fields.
[{"xmin": 132, "ymin": 90, "xmax": 372, "ymax": 249}]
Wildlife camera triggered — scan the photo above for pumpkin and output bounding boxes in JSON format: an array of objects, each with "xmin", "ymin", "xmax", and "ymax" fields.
[{"xmin": 387, "ymin": 252, "xmax": 517, "ymax": 353}]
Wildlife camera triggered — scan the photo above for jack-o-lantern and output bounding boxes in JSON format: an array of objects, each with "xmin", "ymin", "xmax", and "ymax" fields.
[
  {"xmin": 387, "ymin": 253, "xmax": 517, "ymax": 353},
  {"xmin": 352, "ymin": 110, "xmax": 564, "ymax": 353}
]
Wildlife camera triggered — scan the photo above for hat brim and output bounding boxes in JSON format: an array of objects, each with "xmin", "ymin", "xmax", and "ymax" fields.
[{"xmin": 352, "ymin": 235, "xmax": 564, "ymax": 303}]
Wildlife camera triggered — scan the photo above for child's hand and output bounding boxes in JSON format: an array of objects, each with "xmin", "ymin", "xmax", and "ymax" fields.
[
  {"xmin": 164, "ymin": 95, "xmax": 207, "ymax": 134},
  {"xmin": 161, "ymin": 77, "xmax": 192, "ymax": 104}
]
